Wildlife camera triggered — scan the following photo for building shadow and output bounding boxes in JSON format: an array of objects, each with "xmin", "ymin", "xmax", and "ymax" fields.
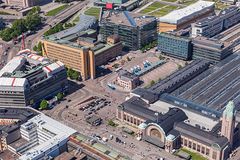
[
  {"xmin": 67, "ymin": 80, "xmax": 85, "ymax": 95},
  {"xmin": 95, "ymin": 66, "xmax": 112, "ymax": 78}
]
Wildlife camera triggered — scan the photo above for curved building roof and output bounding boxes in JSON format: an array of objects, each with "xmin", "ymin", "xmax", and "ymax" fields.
[
  {"xmin": 145, "ymin": 108, "xmax": 188, "ymax": 134},
  {"xmin": 159, "ymin": 1, "xmax": 214, "ymax": 25},
  {"xmin": 50, "ymin": 15, "xmax": 97, "ymax": 40}
]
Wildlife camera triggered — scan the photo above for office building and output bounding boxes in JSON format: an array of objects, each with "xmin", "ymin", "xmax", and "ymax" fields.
[
  {"xmin": 191, "ymin": 6, "xmax": 240, "ymax": 38},
  {"xmin": 158, "ymin": 29, "xmax": 192, "ymax": 60},
  {"xmin": 0, "ymin": 50, "xmax": 68, "ymax": 107},
  {"xmin": 0, "ymin": 107, "xmax": 38, "ymax": 153},
  {"xmin": 192, "ymin": 36, "xmax": 233, "ymax": 62},
  {"xmin": 159, "ymin": 1, "xmax": 215, "ymax": 32},
  {"xmin": 0, "ymin": 107, "xmax": 76, "ymax": 160},
  {"xmin": 116, "ymin": 70, "xmax": 140, "ymax": 91},
  {"xmin": 4, "ymin": 0, "xmax": 51, "ymax": 8},
  {"xmin": 42, "ymin": 30, "xmax": 122, "ymax": 80},
  {"xmin": 99, "ymin": 10, "xmax": 157, "ymax": 50},
  {"xmin": 17, "ymin": 114, "xmax": 76, "ymax": 160}
]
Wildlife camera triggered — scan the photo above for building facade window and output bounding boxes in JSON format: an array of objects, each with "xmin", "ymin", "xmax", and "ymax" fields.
[
  {"xmin": 206, "ymin": 148, "xmax": 210, "ymax": 156},
  {"xmin": 212, "ymin": 151, "xmax": 217, "ymax": 160},
  {"xmin": 184, "ymin": 139, "xmax": 187, "ymax": 146},
  {"xmin": 197, "ymin": 145, "xmax": 200, "ymax": 152},
  {"xmin": 201, "ymin": 146, "xmax": 205, "ymax": 154},
  {"xmin": 193, "ymin": 143, "xmax": 196, "ymax": 150},
  {"xmin": 188, "ymin": 141, "xmax": 192, "ymax": 148}
]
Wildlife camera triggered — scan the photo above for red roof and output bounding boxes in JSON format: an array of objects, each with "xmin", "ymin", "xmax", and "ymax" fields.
[{"xmin": 106, "ymin": 3, "xmax": 113, "ymax": 9}]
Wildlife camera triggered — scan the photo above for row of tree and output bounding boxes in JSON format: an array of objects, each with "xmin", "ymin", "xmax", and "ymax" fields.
[
  {"xmin": 67, "ymin": 68, "xmax": 80, "ymax": 80},
  {"xmin": 0, "ymin": 7, "xmax": 42, "ymax": 41},
  {"xmin": 39, "ymin": 92, "xmax": 64, "ymax": 110},
  {"xmin": 44, "ymin": 23, "xmax": 75, "ymax": 37},
  {"xmin": 33, "ymin": 42, "xmax": 43, "ymax": 55},
  {"xmin": 140, "ymin": 40, "xmax": 157, "ymax": 53}
]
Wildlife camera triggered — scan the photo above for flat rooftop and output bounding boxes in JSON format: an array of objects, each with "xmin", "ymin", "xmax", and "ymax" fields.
[
  {"xmin": 213, "ymin": 23, "xmax": 240, "ymax": 42},
  {"xmin": 19, "ymin": 113, "xmax": 76, "ymax": 160},
  {"xmin": 9, "ymin": 137, "xmax": 28, "ymax": 149},
  {"xmin": 100, "ymin": 10, "xmax": 156, "ymax": 27},
  {"xmin": 0, "ymin": 51, "xmax": 65, "ymax": 88},
  {"xmin": 150, "ymin": 100, "xmax": 219, "ymax": 130},
  {"xmin": 0, "ymin": 107, "xmax": 38, "ymax": 122},
  {"xmin": 159, "ymin": 1, "xmax": 214, "ymax": 24},
  {"xmin": 192, "ymin": 36, "xmax": 231, "ymax": 50}
]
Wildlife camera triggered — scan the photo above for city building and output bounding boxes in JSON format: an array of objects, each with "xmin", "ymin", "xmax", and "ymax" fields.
[
  {"xmin": 42, "ymin": 30, "xmax": 123, "ymax": 80},
  {"xmin": 94, "ymin": 0, "xmax": 140, "ymax": 11},
  {"xmin": 0, "ymin": 107, "xmax": 38, "ymax": 153},
  {"xmin": 116, "ymin": 70, "xmax": 140, "ymax": 91},
  {"xmin": 191, "ymin": 6, "xmax": 240, "ymax": 38},
  {"xmin": 17, "ymin": 114, "xmax": 76, "ymax": 160},
  {"xmin": 117, "ymin": 96, "xmax": 237, "ymax": 160},
  {"xmin": 159, "ymin": 1, "xmax": 215, "ymax": 32},
  {"xmin": 0, "ymin": 107, "xmax": 76, "ymax": 160},
  {"xmin": 192, "ymin": 36, "xmax": 233, "ymax": 62},
  {"xmin": 157, "ymin": 29, "xmax": 192, "ymax": 60},
  {"xmin": 0, "ymin": 50, "xmax": 68, "ymax": 107},
  {"xmin": 4, "ymin": 0, "xmax": 51, "ymax": 8},
  {"xmin": 131, "ymin": 54, "xmax": 240, "ymax": 121},
  {"xmin": 99, "ymin": 10, "xmax": 157, "ymax": 50}
]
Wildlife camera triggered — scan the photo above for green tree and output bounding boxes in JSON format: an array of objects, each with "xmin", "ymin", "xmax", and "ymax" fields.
[
  {"xmin": 72, "ymin": 71, "xmax": 80, "ymax": 80},
  {"xmin": 12, "ymin": 19, "xmax": 27, "ymax": 35},
  {"xmin": 57, "ymin": 92, "xmax": 64, "ymax": 101},
  {"xmin": 0, "ymin": 28, "xmax": 14, "ymax": 41},
  {"xmin": 33, "ymin": 45, "xmax": 38, "ymax": 51},
  {"xmin": 150, "ymin": 80, "xmax": 155, "ymax": 86},
  {"xmin": 39, "ymin": 99, "xmax": 48, "ymax": 110},
  {"xmin": 177, "ymin": 64, "xmax": 183, "ymax": 70},
  {"xmin": 0, "ymin": 7, "xmax": 42, "ymax": 41},
  {"xmin": 107, "ymin": 119, "xmax": 117, "ymax": 127},
  {"xmin": 67, "ymin": 68, "xmax": 74, "ymax": 78},
  {"xmin": 25, "ymin": 13, "xmax": 41, "ymax": 31}
]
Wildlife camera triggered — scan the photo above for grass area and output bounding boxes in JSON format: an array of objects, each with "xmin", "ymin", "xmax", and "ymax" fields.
[
  {"xmin": 73, "ymin": 16, "xmax": 80, "ymax": 24},
  {"xmin": 215, "ymin": 2, "xmax": 228, "ymax": 10},
  {"xmin": 46, "ymin": 4, "xmax": 68, "ymax": 16},
  {"xmin": 0, "ymin": 11, "xmax": 11, "ymax": 15},
  {"xmin": 178, "ymin": 148, "xmax": 208, "ymax": 160},
  {"xmin": 140, "ymin": 2, "xmax": 166, "ymax": 14},
  {"xmin": 206, "ymin": 0, "xmax": 229, "ymax": 10},
  {"xmin": 84, "ymin": 7, "xmax": 101, "ymax": 19},
  {"xmin": 162, "ymin": 0, "xmax": 177, "ymax": 2},
  {"xmin": 179, "ymin": 0, "xmax": 198, "ymax": 5},
  {"xmin": 149, "ymin": 5, "xmax": 179, "ymax": 17}
]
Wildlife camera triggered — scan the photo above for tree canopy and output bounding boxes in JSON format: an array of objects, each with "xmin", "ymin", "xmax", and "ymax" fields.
[
  {"xmin": 67, "ymin": 68, "xmax": 80, "ymax": 80},
  {"xmin": 39, "ymin": 99, "xmax": 48, "ymax": 110},
  {"xmin": 0, "ymin": 7, "xmax": 42, "ymax": 41},
  {"xmin": 57, "ymin": 92, "xmax": 64, "ymax": 101}
]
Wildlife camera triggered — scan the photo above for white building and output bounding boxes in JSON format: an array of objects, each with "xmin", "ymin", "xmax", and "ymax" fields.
[{"xmin": 7, "ymin": 114, "xmax": 76, "ymax": 160}]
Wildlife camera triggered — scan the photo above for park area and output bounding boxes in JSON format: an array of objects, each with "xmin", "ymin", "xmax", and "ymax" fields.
[
  {"xmin": 84, "ymin": 7, "xmax": 101, "ymax": 19},
  {"xmin": 46, "ymin": 4, "xmax": 69, "ymax": 16},
  {"xmin": 139, "ymin": 1, "xmax": 180, "ymax": 17},
  {"xmin": 176, "ymin": 148, "xmax": 208, "ymax": 160}
]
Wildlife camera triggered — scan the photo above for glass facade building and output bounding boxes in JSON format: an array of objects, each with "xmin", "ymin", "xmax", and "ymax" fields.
[{"xmin": 158, "ymin": 32, "xmax": 192, "ymax": 60}]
